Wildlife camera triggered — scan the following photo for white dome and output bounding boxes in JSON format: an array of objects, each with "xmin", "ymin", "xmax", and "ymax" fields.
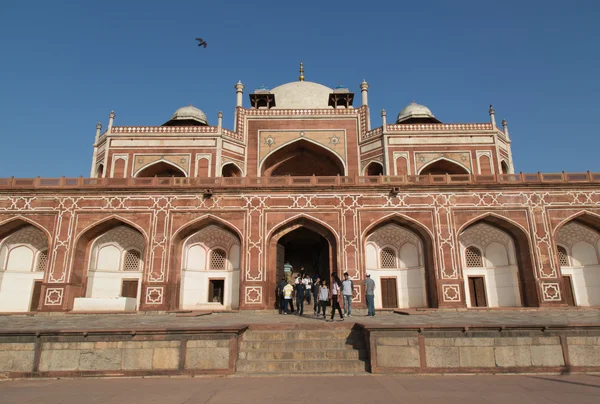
[
  {"xmin": 166, "ymin": 105, "xmax": 208, "ymax": 125},
  {"xmin": 271, "ymin": 81, "xmax": 333, "ymax": 109},
  {"xmin": 396, "ymin": 102, "xmax": 438, "ymax": 123}
]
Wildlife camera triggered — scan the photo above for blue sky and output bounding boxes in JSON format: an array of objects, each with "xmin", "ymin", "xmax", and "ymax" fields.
[{"xmin": 0, "ymin": 0, "xmax": 598, "ymax": 177}]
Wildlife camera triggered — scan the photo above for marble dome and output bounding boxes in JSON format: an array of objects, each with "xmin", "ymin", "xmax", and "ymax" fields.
[
  {"xmin": 163, "ymin": 105, "xmax": 208, "ymax": 126},
  {"xmin": 396, "ymin": 102, "xmax": 439, "ymax": 124},
  {"xmin": 270, "ymin": 81, "xmax": 333, "ymax": 109}
]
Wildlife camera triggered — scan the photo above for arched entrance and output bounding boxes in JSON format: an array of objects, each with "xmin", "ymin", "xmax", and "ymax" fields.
[
  {"xmin": 365, "ymin": 162, "xmax": 384, "ymax": 176},
  {"xmin": 267, "ymin": 217, "xmax": 338, "ymax": 308},
  {"xmin": 420, "ymin": 158, "xmax": 469, "ymax": 175},
  {"xmin": 0, "ymin": 219, "xmax": 50, "ymax": 312},
  {"xmin": 363, "ymin": 216, "xmax": 438, "ymax": 308},
  {"xmin": 261, "ymin": 140, "xmax": 345, "ymax": 177},
  {"xmin": 71, "ymin": 218, "xmax": 147, "ymax": 310},
  {"xmin": 168, "ymin": 217, "xmax": 242, "ymax": 311},
  {"xmin": 136, "ymin": 161, "xmax": 186, "ymax": 178},
  {"xmin": 459, "ymin": 215, "xmax": 538, "ymax": 307},
  {"xmin": 222, "ymin": 163, "xmax": 242, "ymax": 177},
  {"xmin": 555, "ymin": 214, "xmax": 600, "ymax": 306}
]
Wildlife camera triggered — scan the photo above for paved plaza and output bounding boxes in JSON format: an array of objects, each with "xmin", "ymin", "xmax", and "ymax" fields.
[
  {"xmin": 1, "ymin": 374, "xmax": 600, "ymax": 403},
  {"xmin": 1, "ymin": 308, "xmax": 599, "ymax": 332}
]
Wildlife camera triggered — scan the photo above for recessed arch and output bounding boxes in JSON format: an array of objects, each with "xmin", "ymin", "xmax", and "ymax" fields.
[
  {"xmin": 97, "ymin": 164, "xmax": 105, "ymax": 178},
  {"xmin": 364, "ymin": 161, "xmax": 384, "ymax": 176},
  {"xmin": 458, "ymin": 214, "xmax": 537, "ymax": 307},
  {"xmin": 0, "ymin": 216, "xmax": 53, "ymax": 245},
  {"xmin": 267, "ymin": 215, "xmax": 340, "ymax": 308},
  {"xmin": 363, "ymin": 214, "xmax": 438, "ymax": 307},
  {"xmin": 500, "ymin": 160, "xmax": 509, "ymax": 174},
  {"xmin": 260, "ymin": 138, "xmax": 346, "ymax": 177},
  {"xmin": 555, "ymin": 213, "xmax": 600, "ymax": 306},
  {"xmin": 169, "ymin": 215, "xmax": 243, "ymax": 310},
  {"xmin": 221, "ymin": 162, "xmax": 243, "ymax": 177},
  {"xmin": 70, "ymin": 217, "xmax": 148, "ymax": 309},
  {"xmin": 418, "ymin": 157, "xmax": 470, "ymax": 175},
  {"xmin": 135, "ymin": 160, "xmax": 187, "ymax": 178}
]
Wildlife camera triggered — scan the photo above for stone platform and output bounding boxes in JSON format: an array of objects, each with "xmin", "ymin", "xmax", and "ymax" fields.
[{"xmin": 0, "ymin": 309, "xmax": 599, "ymax": 379}]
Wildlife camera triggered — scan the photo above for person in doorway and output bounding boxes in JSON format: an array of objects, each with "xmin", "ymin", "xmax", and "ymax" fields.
[
  {"xmin": 303, "ymin": 274, "xmax": 312, "ymax": 305},
  {"xmin": 364, "ymin": 273, "xmax": 376, "ymax": 316},
  {"xmin": 341, "ymin": 272, "xmax": 354, "ymax": 317},
  {"xmin": 330, "ymin": 273, "xmax": 344, "ymax": 321},
  {"xmin": 282, "ymin": 282, "xmax": 294, "ymax": 315},
  {"xmin": 313, "ymin": 276, "xmax": 321, "ymax": 316},
  {"xmin": 318, "ymin": 280, "xmax": 329, "ymax": 320},
  {"xmin": 295, "ymin": 278, "xmax": 306, "ymax": 316},
  {"xmin": 277, "ymin": 277, "xmax": 287, "ymax": 314}
]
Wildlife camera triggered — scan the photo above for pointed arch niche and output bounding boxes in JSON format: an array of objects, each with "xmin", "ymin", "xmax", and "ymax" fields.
[
  {"xmin": 260, "ymin": 139, "xmax": 345, "ymax": 177},
  {"xmin": 419, "ymin": 158, "xmax": 470, "ymax": 175},
  {"xmin": 0, "ymin": 220, "xmax": 49, "ymax": 312},
  {"xmin": 459, "ymin": 217, "xmax": 537, "ymax": 308},
  {"xmin": 169, "ymin": 218, "xmax": 242, "ymax": 311},
  {"xmin": 136, "ymin": 161, "xmax": 187, "ymax": 178},
  {"xmin": 71, "ymin": 219, "xmax": 147, "ymax": 311},
  {"xmin": 364, "ymin": 220, "xmax": 432, "ymax": 309},
  {"xmin": 556, "ymin": 218, "xmax": 600, "ymax": 306}
]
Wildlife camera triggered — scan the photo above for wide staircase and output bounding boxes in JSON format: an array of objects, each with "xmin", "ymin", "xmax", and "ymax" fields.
[{"xmin": 236, "ymin": 326, "xmax": 369, "ymax": 375}]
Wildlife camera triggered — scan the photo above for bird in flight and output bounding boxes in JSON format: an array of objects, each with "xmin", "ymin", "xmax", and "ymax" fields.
[{"xmin": 195, "ymin": 38, "xmax": 207, "ymax": 48}]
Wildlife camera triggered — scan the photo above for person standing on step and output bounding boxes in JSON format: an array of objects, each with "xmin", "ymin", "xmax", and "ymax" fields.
[
  {"xmin": 295, "ymin": 277, "xmax": 306, "ymax": 316},
  {"xmin": 318, "ymin": 279, "xmax": 329, "ymax": 320},
  {"xmin": 282, "ymin": 282, "xmax": 294, "ymax": 315},
  {"xmin": 330, "ymin": 273, "xmax": 344, "ymax": 321},
  {"xmin": 341, "ymin": 272, "xmax": 354, "ymax": 317},
  {"xmin": 313, "ymin": 276, "xmax": 321, "ymax": 316},
  {"xmin": 364, "ymin": 273, "xmax": 376, "ymax": 316},
  {"xmin": 277, "ymin": 276, "xmax": 287, "ymax": 314},
  {"xmin": 303, "ymin": 273, "xmax": 312, "ymax": 305}
]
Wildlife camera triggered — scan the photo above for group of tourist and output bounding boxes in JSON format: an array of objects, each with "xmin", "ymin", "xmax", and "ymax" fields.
[{"xmin": 277, "ymin": 270, "xmax": 376, "ymax": 320}]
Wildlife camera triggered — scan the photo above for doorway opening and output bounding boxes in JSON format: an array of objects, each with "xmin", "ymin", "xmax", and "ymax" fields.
[
  {"xmin": 468, "ymin": 276, "xmax": 487, "ymax": 307},
  {"xmin": 381, "ymin": 277, "xmax": 398, "ymax": 308},
  {"xmin": 209, "ymin": 279, "xmax": 225, "ymax": 304},
  {"xmin": 277, "ymin": 227, "xmax": 331, "ymax": 281}
]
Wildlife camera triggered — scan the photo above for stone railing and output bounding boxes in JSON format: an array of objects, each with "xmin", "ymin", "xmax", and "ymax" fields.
[
  {"xmin": 0, "ymin": 172, "xmax": 599, "ymax": 190},
  {"xmin": 385, "ymin": 123, "xmax": 494, "ymax": 132}
]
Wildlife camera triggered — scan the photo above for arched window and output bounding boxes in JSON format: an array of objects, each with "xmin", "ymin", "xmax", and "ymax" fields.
[
  {"xmin": 380, "ymin": 247, "xmax": 397, "ymax": 268},
  {"xmin": 557, "ymin": 246, "xmax": 569, "ymax": 267},
  {"xmin": 123, "ymin": 249, "xmax": 142, "ymax": 271},
  {"xmin": 97, "ymin": 164, "xmax": 104, "ymax": 178},
  {"xmin": 210, "ymin": 248, "xmax": 227, "ymax": 270},
  {"xmin": 465, "ymin": 246, "xmax": 483, "ymax": 267},
  {"xmin": 501, "ymin": 161, "xmax": 509, "ymax": 174},
  {"xmin": 36, "ymin": 250, "xmax": 48, "ymax": 272}
]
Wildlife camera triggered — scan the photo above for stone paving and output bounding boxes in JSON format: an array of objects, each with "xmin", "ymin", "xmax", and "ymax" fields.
[
  {"xmin": 1, "ymin": 308, "xmax": 599, "ymax": 332},
  {"xmin": 1, "ymin": 374, "xmax": 600, "ymax": 403}
]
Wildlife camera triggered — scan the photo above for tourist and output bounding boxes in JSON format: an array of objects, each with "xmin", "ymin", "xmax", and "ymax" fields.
[
  {"xmin": 341, "ymin": 272, "xmax": 354, "ymax": 317},
  {"xmin": 318, "ymin": 280, "xmax": 329, "ymax": 319},
  {"xmin": 313, "ymin": 276, "xmax": 321, "ymax": 315},
  {"xmin": 364, "ymin": 274, "xmax": 376, "ymax": 316},
  {"xmin": 295, "ymin": 277, "xmax": 306, "ymax": 316},
  {"xmin": 303, "ymin": 274, "xmax": 312, "ymax": 305},
  {"xmin": 282, "ymin": 282, "xmax": 294, "ymax": 315},
  {"xmin": 330, "ymin": 273, "xmax": 344, "ymax": 321},
  {"xmin": 277, "ymin": 277, "xmax": 287, "ymax": 314}
]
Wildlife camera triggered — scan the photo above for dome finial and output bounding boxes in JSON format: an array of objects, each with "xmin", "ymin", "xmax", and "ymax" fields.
[{"xmin": 299, "ymin": 61, "xmax": 304, "ymax": 82}]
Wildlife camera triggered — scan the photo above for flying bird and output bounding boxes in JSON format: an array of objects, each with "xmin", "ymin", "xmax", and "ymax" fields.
[{"xmin": 195, "ymin": 38, "xmax": 207, "ymax": 48}]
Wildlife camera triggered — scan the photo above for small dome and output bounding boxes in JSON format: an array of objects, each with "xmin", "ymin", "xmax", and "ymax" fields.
[
  {"xmin": 396, "ymin": 102, "xmax": 440, "ymax": 124},
  {"xmin": 163, "ymin": 105, "xmax": 208, "ymax": 126},
  {"xmin": 270, "ymin": 81, "xmax": 333, "ymax": 109}
]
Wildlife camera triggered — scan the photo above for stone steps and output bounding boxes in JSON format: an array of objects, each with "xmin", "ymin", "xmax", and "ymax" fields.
[
  {"xmin": 239, "ymin": 348, "xmax": 367, "ymax": 361},
  {"xmin": 236, "ymin": 328, "xmax": 368, "ymax": 374},
  {"xmin": 236, "ymin": 359, "xmax": 367, "ymax": 373}
]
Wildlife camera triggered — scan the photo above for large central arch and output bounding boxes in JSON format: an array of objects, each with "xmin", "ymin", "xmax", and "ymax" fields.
[
  {"xmin": 261, "ymin": 139, "xmax": 345, "ymax": 177},
  {"xmin": 267, "ymin": 216, "xmax": 339, "ymax": 308}
]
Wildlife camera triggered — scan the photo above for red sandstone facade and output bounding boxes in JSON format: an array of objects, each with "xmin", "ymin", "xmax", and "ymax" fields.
[{"xmin": 0, "ymin": 72, "xmax": 598, "ymax": 313}]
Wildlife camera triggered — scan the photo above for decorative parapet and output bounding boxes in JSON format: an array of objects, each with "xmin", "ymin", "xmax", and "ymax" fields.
[
  {"xmin": 385, "ymin": 123, "xmax": 494, "ymax": 132},
  {"xmin": 361, "ymin": 127, "xmax": 383, "ymax": 141},
  {"xmin": 1, "ymin": 172, "xmax": 599, "ymax": 190},
  {"xmin": 111, "ymin": 126, "xmax": 219, "ymax": 134},
  {"xmin": 221, "ymin": 128, "xmax": 244, "ymax": 142}
]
